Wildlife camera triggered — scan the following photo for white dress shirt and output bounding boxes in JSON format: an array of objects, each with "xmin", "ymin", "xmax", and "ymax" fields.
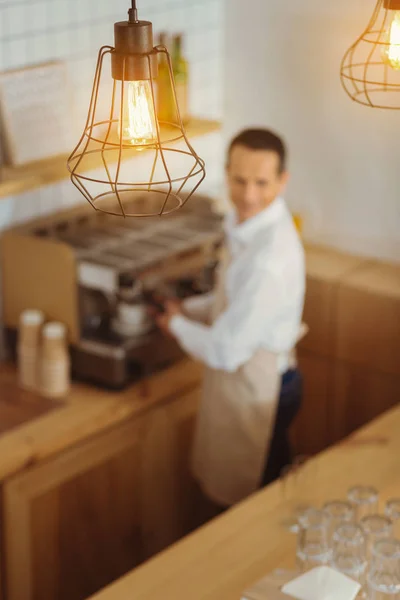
[{"xmin": 169, "ymin": 197, "xmax": 305, "ymax": 374}]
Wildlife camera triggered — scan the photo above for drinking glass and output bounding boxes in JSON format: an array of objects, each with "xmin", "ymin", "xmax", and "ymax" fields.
[
  {"xmin": 366, "ymin": 538, "xmax": 400, "ymax": 600},
  {"xmin": 360, "ymin": 515, "xmax": 393, "ymax": 560},
  {"xmin": 323, "ymin": 500, "xmax": 355, "ymax": 542},
  {"xmin": 385, "ymin": 500, "xmax": 400, "ymax": 539},
  {"xmin": 348, "ymin": 485, "xmax": 379, "ymax": 521},
  {"xmin": 297, "ymin": 507, "xmax": 331, "ymax": 571},
  {"xmin": 331, "ymin": 523, "xmax": 368, "ymax": 584}
]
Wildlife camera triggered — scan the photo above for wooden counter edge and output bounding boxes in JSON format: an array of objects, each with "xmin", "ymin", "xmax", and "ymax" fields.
[
  {"xmin": 84, "ymin": 402, "xmax": 400, "ymax": 600},
  {"xmin": 0, "ymin": 357, "xmax": 203, "ymax": 482}
]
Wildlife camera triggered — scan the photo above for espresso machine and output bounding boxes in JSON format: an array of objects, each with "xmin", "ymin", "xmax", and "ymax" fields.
[{"xmin": 1, "ymin": 194, "xmax": 223, "ymax": 388}]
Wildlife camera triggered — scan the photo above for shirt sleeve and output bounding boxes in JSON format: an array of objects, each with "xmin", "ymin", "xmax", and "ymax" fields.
[
  {"xmin": 169, "ymin": 267, "xmax": 285, "ymax": 372},
  {"xmin": 182, "ymin": 292, "xmax": 215, "ymax": 324}
]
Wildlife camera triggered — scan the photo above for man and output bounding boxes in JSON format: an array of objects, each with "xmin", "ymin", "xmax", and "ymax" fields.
[{"xmin": 156, "ymin": 128, "xmax": 305, "ymax": 508}]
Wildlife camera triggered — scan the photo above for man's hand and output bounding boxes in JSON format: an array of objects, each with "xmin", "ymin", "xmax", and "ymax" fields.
[{"xmin": 154, "ymin": 298, "xmax": 182, "ymax": 335}]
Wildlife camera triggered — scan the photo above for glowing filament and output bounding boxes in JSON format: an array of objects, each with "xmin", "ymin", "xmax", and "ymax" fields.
[{"xmin": 118, "ymin": 80, "xmax": 157, "ymax": 145}]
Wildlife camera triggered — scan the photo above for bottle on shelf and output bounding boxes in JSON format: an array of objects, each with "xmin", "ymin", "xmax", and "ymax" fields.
[
  {"xmin": 171, "ymin": 33, "xmax": 189, "ymax": 125},
  {"xmin": 17, "ymin": 309, "xmax": 45, "ymax": 391},
  {"xmin": 156, "ymin": 32, "xmax": 176, "ymax": 125},
  {"xmin": 40, "ymin": 321, "xmax": 70, "ymax": 399}
]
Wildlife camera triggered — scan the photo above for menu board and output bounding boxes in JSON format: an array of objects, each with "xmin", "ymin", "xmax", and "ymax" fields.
[{"xmin": 0, "ymin": 61, "xmax": 72, "ymax": 166}]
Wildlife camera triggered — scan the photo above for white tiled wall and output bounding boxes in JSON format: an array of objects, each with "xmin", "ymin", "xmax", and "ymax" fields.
[{"xmin": 0, "ymin": 0, "xmax": 225, "ymax": 231}]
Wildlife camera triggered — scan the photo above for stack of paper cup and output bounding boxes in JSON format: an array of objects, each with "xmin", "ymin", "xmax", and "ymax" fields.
[
  {"xmin": 17, "ymin": 309, "xmax": 45, "ymax": 391},
  {"xmin": 40, "ymin": 322, "xmax": 70, "ymax": 398}
]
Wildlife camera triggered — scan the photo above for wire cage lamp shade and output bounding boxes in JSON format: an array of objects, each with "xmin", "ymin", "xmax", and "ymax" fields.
[
  {"xmin": 341, "ymin": 0, "xmax": 400, "ymax": 109},
  {"xmin": 67, "ymin": 3, "xmax": 206, "ymax": 217}
]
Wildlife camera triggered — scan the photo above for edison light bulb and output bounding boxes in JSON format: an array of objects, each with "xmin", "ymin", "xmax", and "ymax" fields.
[
  {"xmin": 382, "ymin": 11, "xmax": 400, "ymax": 70},
  {"xmin": 118, "ymin": 80, "xmax": 157, "ymax": 145}
]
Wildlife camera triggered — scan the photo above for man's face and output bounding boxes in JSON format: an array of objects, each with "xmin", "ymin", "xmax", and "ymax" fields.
[{"xmin": 226, "ymin": 145, "xmax": 289, "ymax": 223}]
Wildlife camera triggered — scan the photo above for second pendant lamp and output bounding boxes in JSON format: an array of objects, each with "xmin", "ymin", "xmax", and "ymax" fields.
[
  {"xmin": 341, "ymin": 0, "xmax": 400, "ymax": 109},
  {"xmin": 67, "ymin": 0, "xmax": 206, "ymax": 217}
]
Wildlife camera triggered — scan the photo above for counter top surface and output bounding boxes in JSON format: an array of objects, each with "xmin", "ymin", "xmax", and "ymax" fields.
[
  {"xmin": 0, "ymin": 358, "xmax": 202, "ymax": 481},
  {"xmin": 87, "ymin": 403, "xmax": 400, "ymax": 600}
]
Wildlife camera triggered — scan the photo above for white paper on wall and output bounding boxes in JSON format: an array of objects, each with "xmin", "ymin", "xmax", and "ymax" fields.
[{"xmin": 0, "ymin": 61, "xmax": 73, "ymax": 166}]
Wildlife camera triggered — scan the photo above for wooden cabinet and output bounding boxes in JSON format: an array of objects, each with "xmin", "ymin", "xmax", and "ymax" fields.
[
  {"xmin": 290, "ymin": 352, "xmax": 400, "ymax": 455},
  {"xmin": 3, "ymin": 386, "xmax": 205, "ymax": 600},
  {"xmin": 139, "ymin": 388, "xmax": 209, "ymax": 559},
  {"xmin": 331, "ymin": 362, "xmax": 400, "ymax": 442},
  {"xmin": 4, "ymin": 414, "xmax": 145, "ymax": 600},
  {"xmin": 293, "ymin": 247, "xmax": 400, "ymax": 455}
]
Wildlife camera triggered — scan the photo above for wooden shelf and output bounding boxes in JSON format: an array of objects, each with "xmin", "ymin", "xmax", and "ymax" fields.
[{"xmin": 0, "ymin": 118, "xmax": 221, "ymax": 201}]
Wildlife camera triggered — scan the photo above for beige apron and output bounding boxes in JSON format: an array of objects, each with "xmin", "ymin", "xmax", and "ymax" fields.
[{"xmin": 191, "ymin": 247, "xmax": 281, "ymax": 507}]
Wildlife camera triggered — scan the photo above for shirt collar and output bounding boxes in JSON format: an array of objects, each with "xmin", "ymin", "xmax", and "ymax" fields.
[{"xmin": 224, "ymin": 196, "xmax": 286, "ymax": 248}]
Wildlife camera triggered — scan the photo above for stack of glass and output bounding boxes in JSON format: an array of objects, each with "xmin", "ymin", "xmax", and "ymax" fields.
[{"xmin": 294, "ymin": 486, "xmax": 400, "ymax": 599}]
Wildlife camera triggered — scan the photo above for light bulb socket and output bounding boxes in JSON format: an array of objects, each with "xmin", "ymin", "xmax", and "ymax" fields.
[
  {"xmin": 111, "ymin": 20, "xmax": 158, "ymax": 81},
  {"xmin": 384, "ymin": 0, "xmax": 400, "ymax": 9}
]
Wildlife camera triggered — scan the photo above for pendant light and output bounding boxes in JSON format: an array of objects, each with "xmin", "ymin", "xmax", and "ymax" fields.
[
  {"xmin": 340, "ymin": 0, "xmax": 400, "ymax": 109},
  {"xmin": 67, "ymin": 1, "xmax": 206, "ymax": 217}
]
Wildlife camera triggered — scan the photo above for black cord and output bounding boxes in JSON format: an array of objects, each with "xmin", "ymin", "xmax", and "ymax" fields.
[{"xmin": 128, "ymin": 0, "xmax": 138, "ymax": 23}]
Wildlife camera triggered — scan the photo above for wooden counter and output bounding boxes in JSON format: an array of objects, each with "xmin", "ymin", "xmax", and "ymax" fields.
[
  {"xmin": 87, "ymin": 404, "xmax": 400, "ymax": 600},
  {"xmin": 0, "ymin": 359, "xmax": 209, "ymax": 600},
  {"xmin": 0, "ymin": 358, "xmax": 202, "ymax": 482}
]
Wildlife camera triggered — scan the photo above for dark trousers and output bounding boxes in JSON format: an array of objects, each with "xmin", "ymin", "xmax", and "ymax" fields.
[{"xmin": 260, "ymin": 368, "xmax": 303, "ymax": 487}]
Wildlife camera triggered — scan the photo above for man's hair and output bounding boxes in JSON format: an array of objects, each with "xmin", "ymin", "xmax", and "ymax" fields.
[{"xmin": 227, "ymin": 128, "xmax": 287, "ymax": 174}]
